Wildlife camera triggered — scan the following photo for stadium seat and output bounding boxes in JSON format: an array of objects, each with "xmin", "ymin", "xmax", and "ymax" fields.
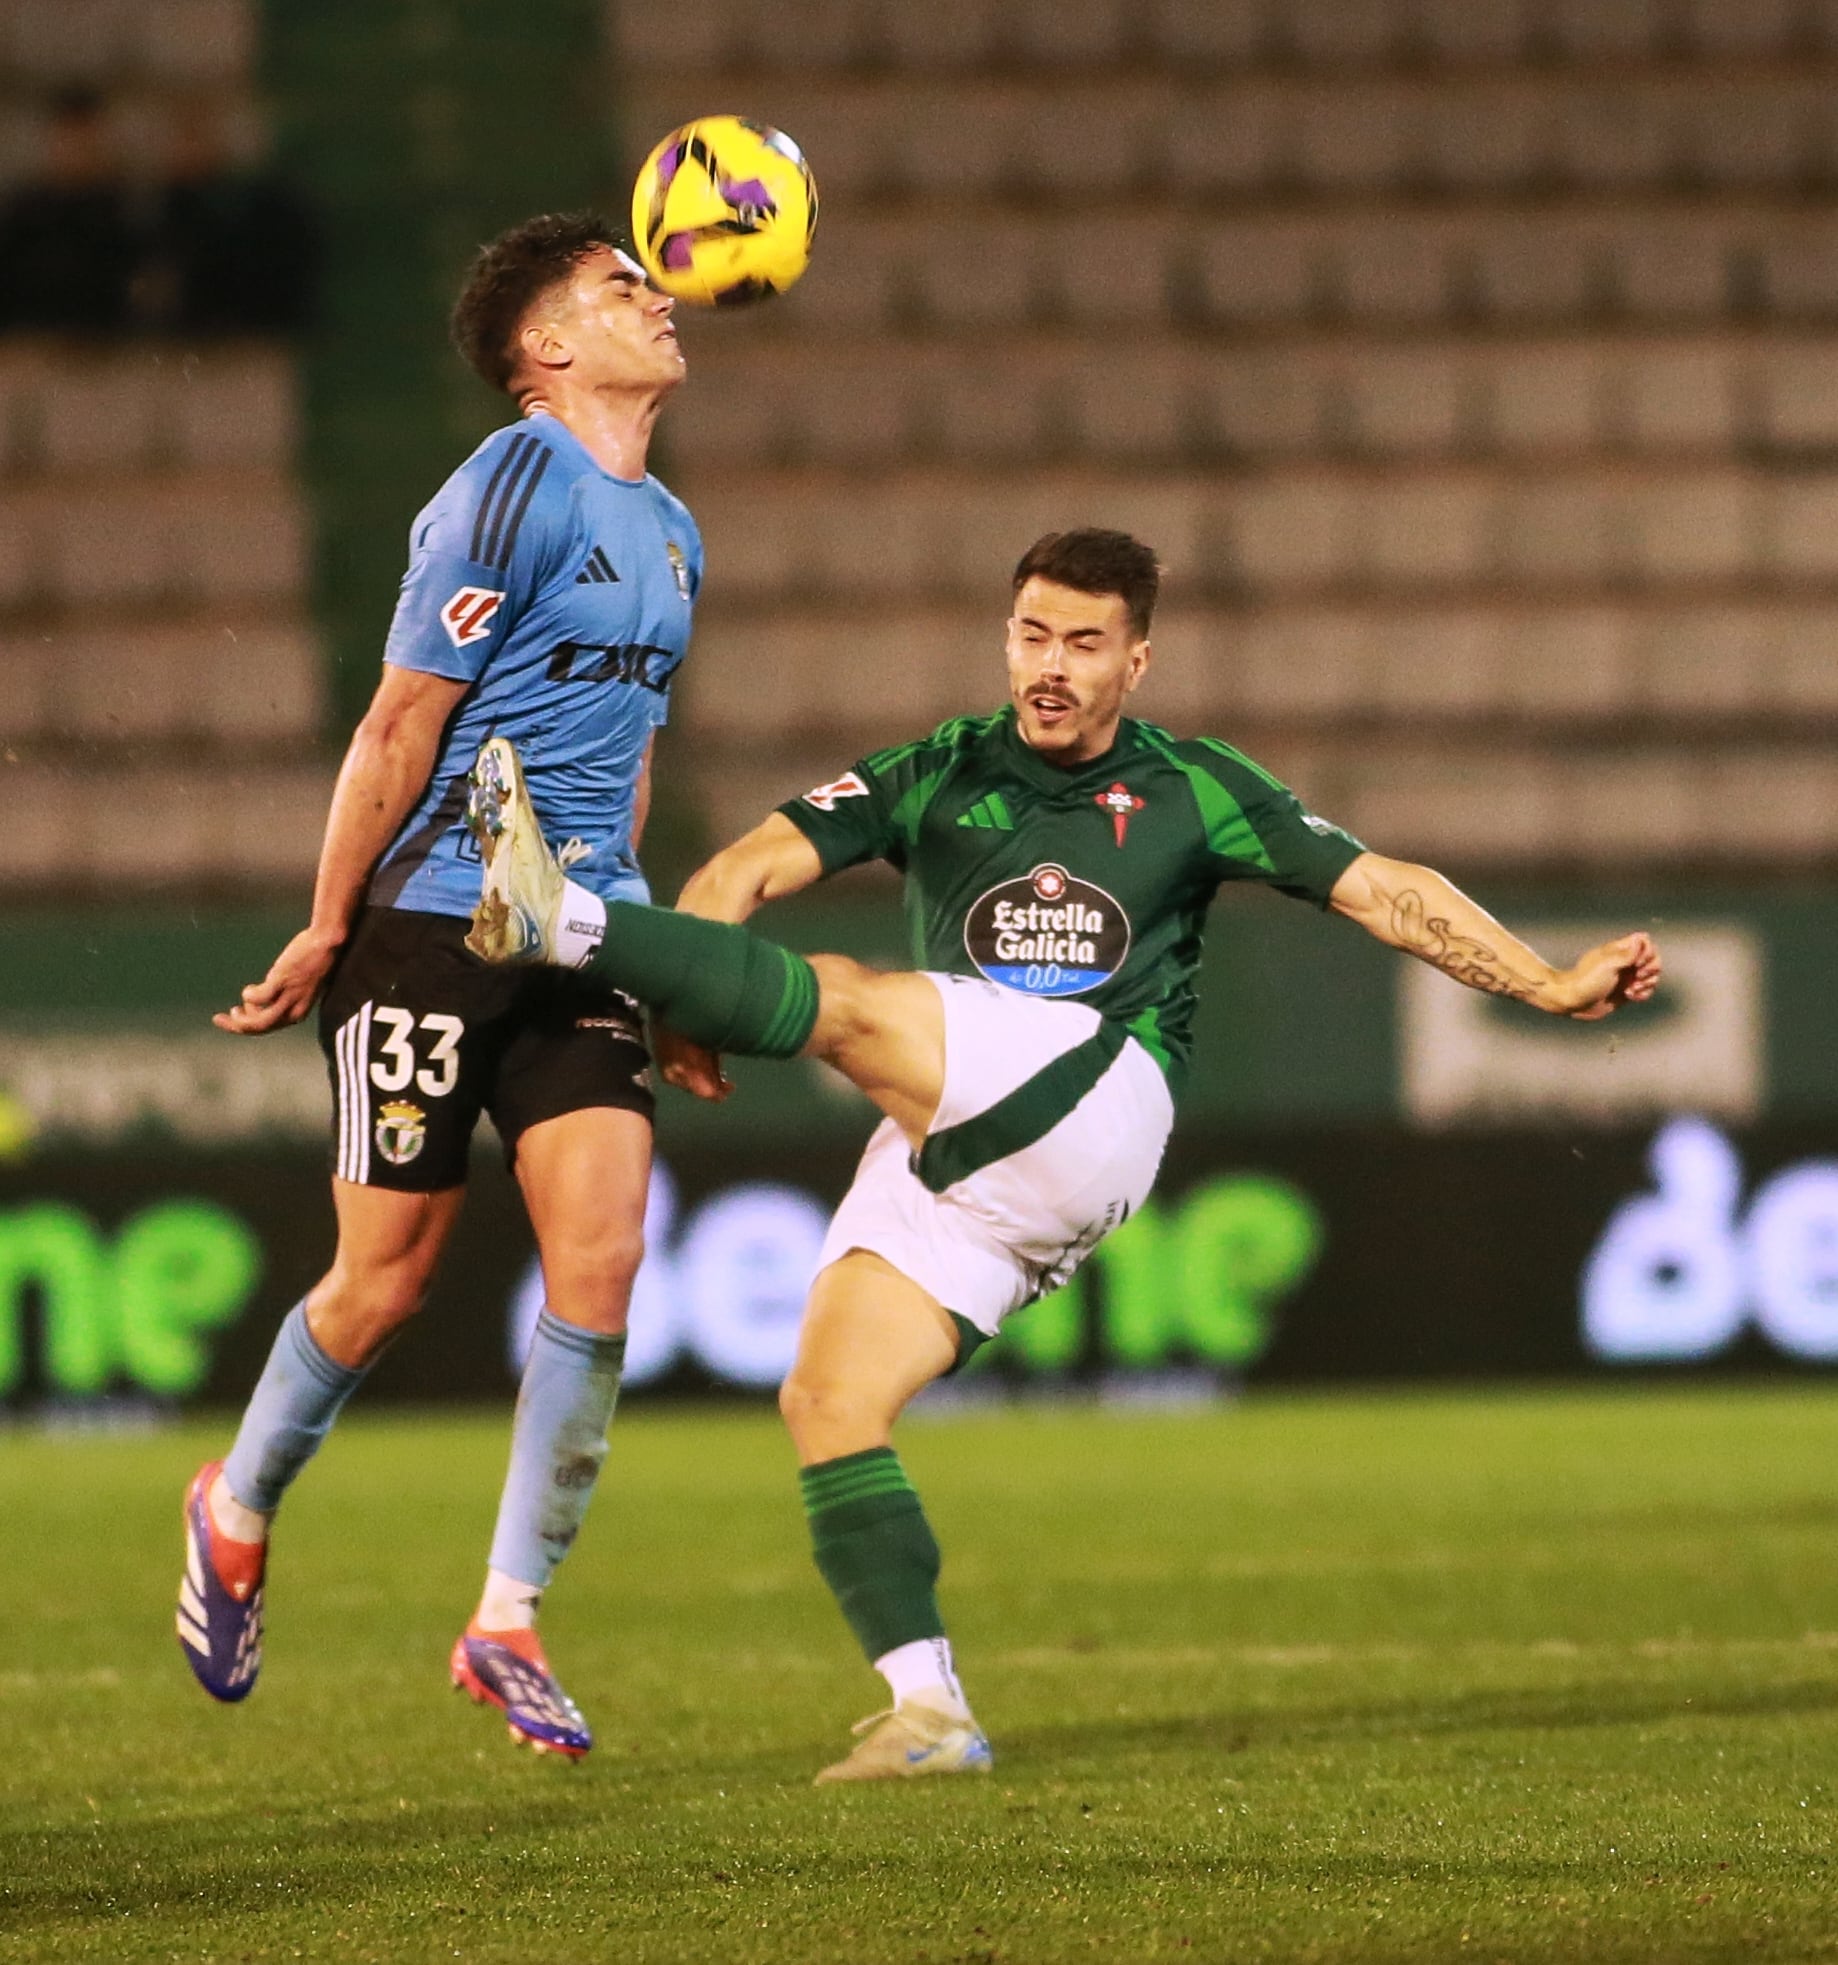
[
  {"xmin": 869, "ymin": 0, "xmax": 1005, "ymax": 71},
  {"xmin": 1344, "ymin": 350, "xmax": 1470, "ymax": 456},
  {"xmin": 1495, "ymin": 607, "xmax": 1637, "ymax": 720},
  {"xmin": 1285, "ymin": 0, "xmax": 1404, "ymax": 65},
  {"xmin": 1773, "ymin": 611, "xmax": 1838, "ymax": 710},
  {"xmin": 188, "ymin": 484, "xmax": 308, "ymax": 603},
  {"xmin": 1625, "ymin": 475, "xmax": 1758, "ymax": 583},
  {"xmin": 1683, "ymin": 0, "xmax": 1802, "ymax": 55},
  {"xmin": 0, "ymin": 641, "xmax": 51, "ymax": 736},
  {"xmin": 1618, "ymin": 345, "xmax": 1741, "ymax": 449},
  {"xmin": 1218, "ymin": 478, "xmax": 1356, "ymax": 592},
  {"xmin": 132, "ymin": 0, "xmax": 254, "ymax": 82},
  {"xmin": 1192, "ymin": 355, "xmax": 1323, "ymax": 458},
  {"xmin": 1359, "ymin": 478, "xmax": 1494, "ymax": 588},
  {"xmin": 168, "ymin": 351, "xmax": 297, "ymax": 470},
  {"xmin": 1413, "ymin": 0, "xmax": 1533, "ymax": 63},
  {"xmin": 38, "ymin": 358, "xmax": 164, "ymax": 474},
  {"xmin": 1549, "ymin": 0, "xmax": 1669, "ymax": 59},
  {"xmin": 1142, "ymin": 0, "xmax": 1274, "ymax": 67},
  {"xmin": 1767, "ymin": 478, "xmax": 1838, "ymax": 577},
  {"xmin": 4, "ymin": 0, "xmax": 135, "ymax": 83},
  {"xmin": 1756, "ymin": 347, "xmax": 1838, "ymax": 449}
]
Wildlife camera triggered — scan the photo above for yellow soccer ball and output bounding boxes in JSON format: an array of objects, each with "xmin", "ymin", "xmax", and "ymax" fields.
[{"xmin": 631, "ymin": 115, "xmax": 817, "ymax": 306}]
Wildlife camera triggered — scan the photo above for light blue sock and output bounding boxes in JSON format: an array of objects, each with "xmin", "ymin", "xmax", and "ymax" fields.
[
  {"xmin": 221, "ymin": 1302, "xmax": 368, "ymax": 1516},
  {"xmin": 488, "ymin": 1309, "xmax": 626, "ymax": 1589}
]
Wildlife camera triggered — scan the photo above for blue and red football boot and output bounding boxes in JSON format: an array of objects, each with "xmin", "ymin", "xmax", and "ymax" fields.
[
  {"xmin": 450, "ymin": 1623, "xmax": 593, "ymax": 1760},
  {"xmin": 176, "ymin": 1459, "xmax": 267, "ymax": 1703}
]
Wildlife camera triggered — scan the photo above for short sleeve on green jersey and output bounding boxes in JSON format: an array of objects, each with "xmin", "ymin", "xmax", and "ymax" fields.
[
  {"xmin": 1182, "ymin": 738, "xmax": 1365, "ymax": 905},
  {"xmin": 777, "ymin": 716, "xmax": 998, "ymax": 875}
]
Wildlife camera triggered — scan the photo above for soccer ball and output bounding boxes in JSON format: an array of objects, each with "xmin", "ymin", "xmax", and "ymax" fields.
[{"xmin": 630, "ymin": 116, "xmax": 817, "ymax": 306}]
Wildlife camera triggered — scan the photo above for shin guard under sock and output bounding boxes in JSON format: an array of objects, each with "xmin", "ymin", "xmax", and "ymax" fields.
[
  {"xmin": 583, "ymin": 899, "xmax": 819, "ymax": 1058},
  {"xmin": 800, "ymin": 1448, "xmax": 946, "ymax": 1661},
  {"xmin": 488, "ymin": 1312, "xmax": 626, "ymax": 1591},
  {"xmin": 222, "ymin": 1302, "xmax": 368, "ymax": 1517}
]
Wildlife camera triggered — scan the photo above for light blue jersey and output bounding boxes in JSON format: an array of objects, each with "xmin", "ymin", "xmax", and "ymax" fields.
[{"xmin": 371, "ymin": 411, "xmax": 701, "ymax": 918}]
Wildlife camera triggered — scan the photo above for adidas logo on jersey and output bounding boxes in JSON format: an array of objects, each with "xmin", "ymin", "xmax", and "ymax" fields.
[
  {"xmin": 957, "ymin": 794, "xmax": 1015, "ymax": 832},
  {"xmin": 575, "ymin": 547, "xmax": 619, "ymax": 585}
]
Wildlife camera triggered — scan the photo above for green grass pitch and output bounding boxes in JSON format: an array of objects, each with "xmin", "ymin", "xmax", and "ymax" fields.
[{"xmin": 3, "ymin": 1387, "xmax": 1834, "ymax": 1964}]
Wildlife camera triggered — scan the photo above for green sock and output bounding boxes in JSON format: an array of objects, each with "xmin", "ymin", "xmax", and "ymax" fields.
[
  {"xmin": 586, "ymin": 901, "xmax": 819, "ymax": 1059},
  {"xmin": 799, "ymin": 1448, "xmax": 946, "ymax": 1661}
]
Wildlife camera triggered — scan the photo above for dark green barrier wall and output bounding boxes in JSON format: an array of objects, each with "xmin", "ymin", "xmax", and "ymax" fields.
[{"xmin": 2, "ymin": 883, "xmax": 1834, "ymax": 1148}]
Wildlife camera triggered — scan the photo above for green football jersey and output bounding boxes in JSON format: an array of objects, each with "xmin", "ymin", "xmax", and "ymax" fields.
[{"xmin": 778, "ymin": 707, "xmax": 1365, "ymax": 1093}]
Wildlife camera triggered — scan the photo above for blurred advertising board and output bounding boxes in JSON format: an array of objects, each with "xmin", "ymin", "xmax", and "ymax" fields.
[{"xmin": 1, "ymin": 1121, "xmax": 1832, "ymax": 1414}]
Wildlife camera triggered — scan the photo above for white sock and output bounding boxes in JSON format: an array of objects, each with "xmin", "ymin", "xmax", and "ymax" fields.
[
  {"xmin": 552, "ymin": 880, "xmax": 606, "ymax": 970},
  {"xmin": 208, "ymin": 1471, "xmax": 269, "ymax": 1545},
  {"xmin": 875, "ymin": 1636, "xmax": 970, "ymax": 1718},
  {"xmin": 477, "ymin": 1566, "xmax": 542, "ymax": 1631}
]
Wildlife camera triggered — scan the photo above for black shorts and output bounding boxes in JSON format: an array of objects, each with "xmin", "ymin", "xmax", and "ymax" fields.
[{"xmin": 317, "ymin": 907, "xmax": 653, "ymax": 1191}]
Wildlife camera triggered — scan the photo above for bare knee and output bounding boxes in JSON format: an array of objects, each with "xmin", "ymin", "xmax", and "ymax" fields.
[
  {"xmin": 538, "ymin": 1227, "xmax": 645, "ymax": 1335},
  {"xmin": 309, "ymin": 1251, "xmax": 437, "ymax": 1367},
  {"xmin": 779, "ymin": 1366, "xmax": 891, "ymax": 1458}
]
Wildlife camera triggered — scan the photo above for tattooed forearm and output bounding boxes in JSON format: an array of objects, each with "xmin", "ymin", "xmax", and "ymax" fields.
[{"xmin": 1388, "ymin": 889, "xmax": 1546, "ymax": 1004}]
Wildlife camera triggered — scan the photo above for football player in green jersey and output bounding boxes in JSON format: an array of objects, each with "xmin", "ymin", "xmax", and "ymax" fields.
[{"xmin": 464, "ymin": 528, "xmax": 1662, "ymax": 1783}]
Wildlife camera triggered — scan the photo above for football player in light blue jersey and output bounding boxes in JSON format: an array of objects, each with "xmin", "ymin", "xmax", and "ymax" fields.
[
  {"xmin": 177, "ymin": 214, "xmax": 694, "ymax": 1758},
  {"xmin": 372, "ymin": 396, "xmax": 700, "ymax": 917}
]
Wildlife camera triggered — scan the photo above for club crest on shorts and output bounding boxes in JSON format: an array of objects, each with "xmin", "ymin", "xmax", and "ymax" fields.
[
  {"xmin": 963, "ymin": 862, "xmax": 1132, "ymax": 998},
  {"xmin": 374, "ymin": 1100, "xmax": 428, "ymax": 1166}
]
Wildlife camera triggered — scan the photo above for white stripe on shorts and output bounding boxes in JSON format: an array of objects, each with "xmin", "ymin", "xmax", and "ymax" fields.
[{"xmin": 335, "ymin": 1002, "xmax": 373, "ymax": 1183}]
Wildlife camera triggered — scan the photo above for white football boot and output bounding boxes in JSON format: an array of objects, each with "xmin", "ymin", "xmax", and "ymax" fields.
[
  {"xmin": 814, "ymin": 1698, "xmax": 994, "ymax": 1785},
  {"xmin": 464, "ymin": 736, "xmax": 566, "ymax": 964}
]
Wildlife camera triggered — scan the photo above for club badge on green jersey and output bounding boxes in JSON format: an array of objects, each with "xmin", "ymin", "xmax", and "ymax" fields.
[{"xmin": 964, "ymin": 862, "xmax": 1132, "ymax": 998}]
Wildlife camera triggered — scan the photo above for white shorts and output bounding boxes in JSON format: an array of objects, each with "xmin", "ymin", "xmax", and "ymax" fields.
[{"xmin": 816, "ymin": 973, "xmax": 1175, "ymax": 1338}]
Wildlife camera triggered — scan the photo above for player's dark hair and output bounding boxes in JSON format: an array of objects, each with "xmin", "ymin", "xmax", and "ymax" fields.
[
  {"xmin": 450, "ymin": 211, "xmax": 631, "ymax": 394},
  {"xmin": 1012, "ymin": 529, "xmax": 1162, "ymax": 639}
]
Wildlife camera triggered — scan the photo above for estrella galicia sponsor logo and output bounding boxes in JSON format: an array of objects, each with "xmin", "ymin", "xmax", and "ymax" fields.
[{"xmin": 964, "ymin": 863, "xmax": 1131, "ymax": 998}]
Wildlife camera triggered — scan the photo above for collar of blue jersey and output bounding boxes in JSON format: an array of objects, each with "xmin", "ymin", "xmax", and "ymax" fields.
[
  {"xmin": 998, "ymin": 705, "xmax": 1138, "ymax": 792},
  {"xmin": 521, "ymin": 407, "xmax": 651, "ymax": 489}
]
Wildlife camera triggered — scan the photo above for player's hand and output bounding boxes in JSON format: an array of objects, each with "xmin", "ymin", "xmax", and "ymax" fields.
[
  {"xmin": 1548, "ymin": 932, "xmax": 1663, "ymax": 1021},
  {"xmin": 654, "ymin": 1024, "xmax": 733, "ymax": 1102},
  {"xmin": 213, "ymin": 927, "xmax": 344, "ymax": 1035}
]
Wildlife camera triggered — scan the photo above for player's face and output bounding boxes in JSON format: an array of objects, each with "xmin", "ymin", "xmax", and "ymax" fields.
[
  {"xmin": 1005, "ymin": 577, "xmax": 1150, "ymax": 763},
  {"xmin": 550, "ymin": 246, "xmax": 685, "ymax": 391}
]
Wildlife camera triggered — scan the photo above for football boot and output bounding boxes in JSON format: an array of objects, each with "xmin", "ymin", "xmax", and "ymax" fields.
[
  {"xmin": 814, "ymin": 1699, "xmax": 994, "ymax": 1784},
  {"xmin": 450, "ymin": 1623, "xmax": 593, "ymax": 1760},
  {"xmin": 175, "ymin": 1459, "xmax": 267, "ymax": 1703},
  {"xmin": 463, "ymin": 736, "xmax": 566, "ymax": 964}
]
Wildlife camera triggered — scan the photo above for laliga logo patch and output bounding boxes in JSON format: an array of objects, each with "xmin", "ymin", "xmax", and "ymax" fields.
[
  {"xmin": 802, "ymin": 770, "xmax": 868, "ymax": 812},
  {"xmin": 375, "ymin": 1100, "xmax": 428, "ymax": 1166},
  {"xmin": 963, "ymin": 862, "xmax": 1131, "ymax": 999},
  {"xmin": 440, "ymin": 585, "xmax": 504, "ymax": 649}
]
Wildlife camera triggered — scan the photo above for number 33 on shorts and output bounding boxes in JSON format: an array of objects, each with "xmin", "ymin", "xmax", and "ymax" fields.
[
  {"xmin": 327, "ymin": 1002, "xmax": 469, "ymax": 1185},
  {"xmin": 368, "ymin": 1008, "xmax": 464, "ymax": 1098}
]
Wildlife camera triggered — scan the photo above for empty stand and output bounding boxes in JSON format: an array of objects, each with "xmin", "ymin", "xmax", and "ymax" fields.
[
  {"xmin": 620, "ymin": 0, "xmax": 1838, "ymax": 870},
  {"xmin": 0, "ymin": 0, "xmax": 329, "ymax": 892}
]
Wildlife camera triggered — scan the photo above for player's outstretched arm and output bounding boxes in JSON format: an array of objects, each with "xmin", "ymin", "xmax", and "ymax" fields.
[
  {"xmin": 675, "ymin": 813, "xmax": 826, "ymax": 926},
  {"xmin": 653, "ymin": 815, "xmax": 827, "ymax": 1099},
  {"xmin": 1327, "ymin": 852, "xmax": 1662, "ymax": 1022},
  {"xmin": 214, "ymin": 666, "xmax": 469, "ymax": 1035}
]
